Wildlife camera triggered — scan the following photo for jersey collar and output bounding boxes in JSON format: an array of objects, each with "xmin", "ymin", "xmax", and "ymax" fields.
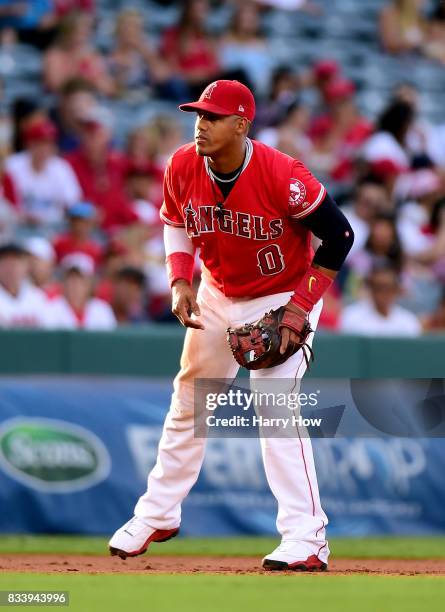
[{"xmin": 204, "ymin": 137, "xmax": 253, "ymax": 182}]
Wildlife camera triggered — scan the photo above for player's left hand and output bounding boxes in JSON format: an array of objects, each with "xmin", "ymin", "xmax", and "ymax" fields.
[{"xmin": 280, "ymin": 302, "xmax": 309, "ymax": 354}]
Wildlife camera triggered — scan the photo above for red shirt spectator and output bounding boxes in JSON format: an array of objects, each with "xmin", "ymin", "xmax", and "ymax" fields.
[
  {"xmin": 161, "ymin": 28, "xmax": 219, "ymax": 76},
  {"xmin": 53, "ymin": 201, "xmax": 103, "ymax": 265},
  {"xmin": 65, "ymin": 107, "xmax": 138, "ymax": 230},
  {"xmin": 160, "ymin": 0, "xmax": 219, "ymax": 93},
  {"xmin": 309, "ymin": 79, "xmax": 373, "ymax": 181},
  {"xmin": 54, "ymin": 233, "xmax": 102, "ymax": 264}
]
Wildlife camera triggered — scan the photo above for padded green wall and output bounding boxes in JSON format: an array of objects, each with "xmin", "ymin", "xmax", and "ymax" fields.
[{"xmin": 0, "ymin": 327, "xmax": 444, "ymax": 377}]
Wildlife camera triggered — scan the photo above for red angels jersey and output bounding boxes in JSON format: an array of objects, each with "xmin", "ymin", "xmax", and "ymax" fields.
[{"xmin": 160, "ymin": 138, "xmax": 326, "ymax": 298}]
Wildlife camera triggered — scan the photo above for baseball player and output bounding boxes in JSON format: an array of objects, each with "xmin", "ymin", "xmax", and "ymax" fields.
[{"xmin": 109, "ymin": 81, "xmax": 354, "ymax": 571}]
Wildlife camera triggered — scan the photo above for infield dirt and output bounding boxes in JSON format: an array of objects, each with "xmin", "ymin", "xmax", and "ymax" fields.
[{"xmin": 1, "ymin": 554, "xmax": 445, "ymax": 575}]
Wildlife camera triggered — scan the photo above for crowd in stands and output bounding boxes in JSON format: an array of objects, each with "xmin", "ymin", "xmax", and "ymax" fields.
[{"xmin": 0, "ymin": 0, "xmax": 444, "ymax": 335}]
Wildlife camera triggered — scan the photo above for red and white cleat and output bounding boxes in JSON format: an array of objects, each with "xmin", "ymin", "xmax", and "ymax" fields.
[
  {"xmin": 109, "ymin": 516, "xmax": 179, "ymax": 560},
  {"xmin": 262, "ymin": 541, "xmax": 328, "ymax": 572}
]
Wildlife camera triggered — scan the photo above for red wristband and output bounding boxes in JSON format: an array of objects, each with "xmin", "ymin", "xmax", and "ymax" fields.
[
  {"xmin": 290, "ymin": 266, "xmax": 333, "ymax": 313},
  {"xmin": 166, "ymin": 252, "xmax": 194, "ymax": 287}
]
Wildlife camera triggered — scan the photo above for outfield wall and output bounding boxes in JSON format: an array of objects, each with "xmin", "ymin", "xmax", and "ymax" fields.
[{"xmin": 1, "ymin": 328, "xmax": 445, "ymax": 377}]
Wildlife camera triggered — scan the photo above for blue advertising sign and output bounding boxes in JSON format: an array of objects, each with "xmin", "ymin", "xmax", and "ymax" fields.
[{"xmin": 0, "ymin": 377, "xmax": 444, "ymax": 536}]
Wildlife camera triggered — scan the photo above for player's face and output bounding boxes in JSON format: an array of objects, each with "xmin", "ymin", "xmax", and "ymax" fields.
[{"xmin": 194, "ymin": 112, "xmax": 243, "ymax": 156}]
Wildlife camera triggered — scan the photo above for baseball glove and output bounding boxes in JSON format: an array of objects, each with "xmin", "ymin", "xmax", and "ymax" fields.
[{"xmin": 226, "ymin": 306, "xmax": 314, "ymax": 370}]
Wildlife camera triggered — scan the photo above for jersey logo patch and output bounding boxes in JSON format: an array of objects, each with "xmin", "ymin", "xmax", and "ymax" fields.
[{"xmin": 289, "ymin": 178, "xmax": 306, "ymax": 207}]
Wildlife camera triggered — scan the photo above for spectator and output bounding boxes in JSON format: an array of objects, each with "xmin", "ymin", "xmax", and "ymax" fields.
[
  {"xmin": 392, "ymin": 81, "xmax": 443, "ymax": 165},
  {"xmin": 0, "ymin": 0, "xmax": 57, "ymax": 49},
  {"xmin": 311, "ymin": 59, "xmax": 340, "ymax": 103},
  {"xmin": 49, "ymin": 252, "xmax": 116, "ymax": 329},
  {"xmin": 340, "ymin": 264, "xmax": 421, "ymax": 336},
  {"xmin": 342, "ymin": 177, "xmax": 392, "ymax": 255},
  {"xmin": 53, "ymin": 201, "xmax": 103, "ymax": 265},
  {"xmin": 361, "ymin": 101, "xmax": 415, "ymax": 191},
  {"xmin": 125, "ymin": 162, "xmax": 162, "ymax": 227},
  {"xmin": 257, "ymin": 98, "xmax": 312, "ymax": 162},
  {"xmin": 219, "ymin": 2, "xmax": 272, "ymax": 96},
  {"xmin": 308, "ymin": 79, "xmax": 372, "ymax": 182},
  {"xmin": 0, "ymin": 242, "xmax": 49, "ymax": 327},
  {"xmin": 397, "ymin": 180, "xmax": 445, "ymax": 315},
  {"xmin": 397, "ymin": 170, "xmax": 445, "ymax": 264},
  {"xmin": 254, "ymin": 65, "xmax": 301, "ymax": 130},
  {"xmin": 107, "ymin": 9, "xmax": 186, "ymax": 101},
  {"xmin": 347, "ymin": 213, "xmax": 404, "ymax": 281},
  {"xmin": 113, "ymin": 162, "xmax": 170, "ymax": 314},
  {"xmin": 11, "ymin": 99, "xmax": 47, "ymax": 152},
  {"xmin": 5, "ymin": 117, "xmax": 82, "ymax": 227},
  {"xmin": 380, "ymin": 0, "xmax": 427, "ymax": 56},
  {"xmin": 23, "ymin": 236, "xmax": 57, "ymax": 296},
  {"xmin": 51, "ymin": 78, "xmax": 97, "ymax": 153},
  {"xmin": 66, "ymin": 106, "xmax": 138, "ymax": 231},
  {"xmin": 111, "ymin": 266, "xmax": 148, "ymax": 324},
  {"xmin": 43, "ymin": 11, "xmax": 115, "ymax": 95},
  {"xmin": 160, "ymin": 0, "xmax": 220, "ymax": 98},
  {"xmin": 126, "ymin": 127, "xmax": 164, "ymax": 206}
]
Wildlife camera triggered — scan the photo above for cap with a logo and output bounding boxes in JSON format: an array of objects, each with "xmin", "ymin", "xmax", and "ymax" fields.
[{"xmin": 179, "ymin": 80, "xmax": 255, "ymax": 121}]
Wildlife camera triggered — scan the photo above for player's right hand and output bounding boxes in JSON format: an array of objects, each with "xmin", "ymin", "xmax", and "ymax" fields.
[{"xmin": 171, "ymin": 280, "xmax": 205, "ymax": 330}]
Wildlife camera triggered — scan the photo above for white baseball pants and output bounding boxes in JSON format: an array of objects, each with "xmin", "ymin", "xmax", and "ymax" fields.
[{"xmin": 134, "ymin": 281, "xmax": 329, "ymax": 563}]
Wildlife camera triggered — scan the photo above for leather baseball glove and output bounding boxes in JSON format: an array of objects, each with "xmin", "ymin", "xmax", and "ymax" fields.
[{"xmin": 226, "ymin": 306, "xmax": 314, "ymax": 370}]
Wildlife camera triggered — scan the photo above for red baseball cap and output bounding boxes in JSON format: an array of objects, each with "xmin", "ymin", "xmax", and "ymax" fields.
[
  {"xmin": 179, "ymin": 80, "xmax": 256, "ymax": 121},
  {"xmin": 325, "ymin": 79, "xmax": 355, "ymax": 103},
  {"xmin": 23, "ymin": 119, "xmax": 58, "ymax": 143},
  {"xmin": 370, "ymin": 159, "xmax": 405, "ymax": 180},
  {"xmin": 313, "ymin": 59, "xmax": 340, "ymax": 81}
]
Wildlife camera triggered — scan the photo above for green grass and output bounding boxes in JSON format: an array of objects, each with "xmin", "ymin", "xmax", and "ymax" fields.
[
  {"xmin": 0, "ymin": 574, "xmax": 444, "ymax": 612},
  {"xmin": 0, "ymin": 535, "xmax": 445, "ymax": 559}
]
